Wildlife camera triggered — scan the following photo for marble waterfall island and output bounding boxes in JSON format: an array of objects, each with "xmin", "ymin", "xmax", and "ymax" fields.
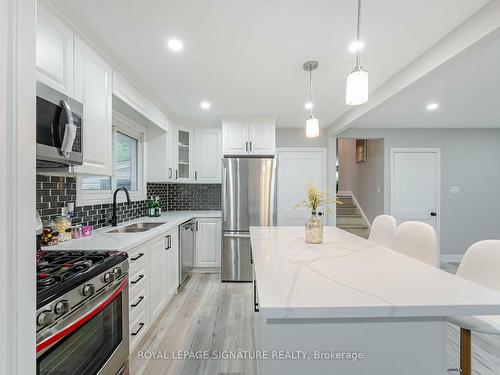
[{"xmin": 250, "ymin": 226, "xmax": 500, "ymax": 375}]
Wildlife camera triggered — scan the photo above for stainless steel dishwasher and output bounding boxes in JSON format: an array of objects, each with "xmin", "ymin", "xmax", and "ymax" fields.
[{"xmin": 179, "ymin": 219, "xmax": 196, "ymax": 286}]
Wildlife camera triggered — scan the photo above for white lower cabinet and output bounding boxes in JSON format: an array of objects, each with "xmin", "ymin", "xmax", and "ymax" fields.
[
  {"xmin": 165, "ymin": 228, "xmax": 179, "ymax": 298},
  {"xmin": 149, "ymin": 235, "xmax": 168, "ymax": 320},
  {"xmin": 195, "ymin": 218, "xmax": 221, "ymax": 268},
  {"xmin": 126, "ymin": 226, "xmax": 180, "ymax": 352}
]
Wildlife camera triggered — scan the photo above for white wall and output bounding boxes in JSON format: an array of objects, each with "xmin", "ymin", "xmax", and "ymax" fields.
[
  {"xmin": 276, "ymin": 128, "xmax": 328, "ymax": 148},
  {"xmin": 338, "ymin": 139, "xmax": 384, "ymax": 223},
  {"xmin": 339, "ymin": 128, "xmax": 500, "ymax": 257}
]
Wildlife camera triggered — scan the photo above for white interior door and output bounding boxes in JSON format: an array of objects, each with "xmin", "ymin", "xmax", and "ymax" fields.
[
  {"xmin": 277, "ymin": 148, "xmax": 327, "ymax": 226},
  {"xmin": 391, "ymin": 149, "xmax": 440, "ymax": 233}
]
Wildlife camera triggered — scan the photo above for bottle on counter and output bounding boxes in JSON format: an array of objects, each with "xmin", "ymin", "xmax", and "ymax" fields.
[
  {"xmin": 147, "ymin": 196, "xmax": 155, "ymax": 217},
  {"xmin": 154, "ymin": 196, "xmax": 161, "ymax": 217}
]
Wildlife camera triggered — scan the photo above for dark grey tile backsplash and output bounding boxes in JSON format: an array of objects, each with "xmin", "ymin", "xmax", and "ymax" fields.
[
  {"xmin": 36, "ymin": 175, "xmax": 221, "ymax": 229},
  {"xmin": 167, "ymin": 183, "xmax": 221, "ymax": 211}
]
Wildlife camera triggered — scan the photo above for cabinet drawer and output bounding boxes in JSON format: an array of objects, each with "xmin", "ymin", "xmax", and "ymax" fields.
[
  {"xmin": 129, "ymin": 282, "xmax": 148, "ymax": 320},
  {"xmin": 130, "ymin": 307, "xmax": 149, "ymax": 351},
  {"xmin": 128, "ymin": 245, "xmax": 148, "ymax": 270},
  {"xmin": 129, "ymin": 264, "xmax": 148, "ymax": 292}
]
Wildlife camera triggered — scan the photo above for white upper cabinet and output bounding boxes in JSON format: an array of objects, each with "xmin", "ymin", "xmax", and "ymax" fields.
[
  {"xmin": 147, "ymin": 127, "xmax": 174, "ymax": 182},
  {"xmin": 148, "ymin": 125, "xmax": 221, "ymax": 183},
  {"xmin": 195, "ymin": 218, "xmax": 221, "ymax": 268},
  {"xmin": 194, "ymin": 128, "xmax": 221, "ymax": 183},
  {"xmin": 173, "ymin": 126, "xmax": 194, "ymax": 182},
  {"xmin": 248, "ymin": 120, "xmax": 276, "ymax": 155},
  {"xmin": 222, "ymin": 119, "xmax": 276, "ymax": 156},
  {"xmin": 222, "ymin": 120, "xmax": 249, "ymax": 155},
  {"xmin": 73, "ymin": 38, "xmax": 113, "ymax": 176},
  {"xmin": 36, "ymin": 4, "xmax": 74, "ymax": 96}
]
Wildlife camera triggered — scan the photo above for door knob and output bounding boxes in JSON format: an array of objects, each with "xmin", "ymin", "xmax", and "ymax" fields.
[{"xmin": 430, "ymin": 212, "xmax": 437, "ymax": 217}]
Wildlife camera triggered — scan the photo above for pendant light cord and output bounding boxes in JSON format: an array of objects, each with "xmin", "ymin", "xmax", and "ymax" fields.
[
  {"xmin": 309, "ymin": 69, "xmax": 314, "ymax": 117},
  {"xmin": 355, "ymin": 0, "xmax": 362, "ymax": 68}
]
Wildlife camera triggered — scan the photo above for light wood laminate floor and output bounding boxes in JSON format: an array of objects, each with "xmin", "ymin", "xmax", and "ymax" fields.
[
  {"xmin": 131, "ymin": 270, "xmax": 500, "ymax": 375},
  {"xmin": 130, "ymin": 274, "xmax": 256, "ymax": 375}
]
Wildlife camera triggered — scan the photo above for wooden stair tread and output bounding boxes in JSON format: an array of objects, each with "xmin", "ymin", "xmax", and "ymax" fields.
[{"xmin": 338, "ymin": 224, "xmax": 368, "ymax": 229}]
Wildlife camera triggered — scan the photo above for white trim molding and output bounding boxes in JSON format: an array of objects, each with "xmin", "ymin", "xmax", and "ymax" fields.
[
  {"xmin": 441, "ymin": 254, "xmax": 463, "ymax": 264},
  {"xmin": 1, "ymin": 0, "xmax": 36, "ymax": 373},
  {"xmin": 76, "ymin": 110, "xmax": 147, "ymax": 206}
]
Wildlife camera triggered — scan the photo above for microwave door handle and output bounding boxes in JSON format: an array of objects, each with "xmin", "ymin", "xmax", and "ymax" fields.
[{"xmin": 59, "ymin": 100, "xmax": 77, "ymax": 157}]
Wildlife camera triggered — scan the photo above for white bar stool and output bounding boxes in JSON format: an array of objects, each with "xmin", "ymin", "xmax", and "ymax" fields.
[
  {"xmin": 368, "ymin": 215, "xmax": 397, "ymax": 248},
  {"xmin": 448, "ymin": 240, "xmax": 500, "ymax": 375},
  {"xmin": 391, "ymin": 221, "xmax": 439, "ymax": 267}
]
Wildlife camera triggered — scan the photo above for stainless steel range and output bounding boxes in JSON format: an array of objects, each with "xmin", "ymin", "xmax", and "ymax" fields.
[{"xmin": 36, "ymin": 251, "xmax": 129, "ymax": 375}]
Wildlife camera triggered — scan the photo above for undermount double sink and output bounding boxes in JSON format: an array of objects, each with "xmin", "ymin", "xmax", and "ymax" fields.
[{"xmin": 107, "ymin": 222, "xmax": 167, "ymax": 233}]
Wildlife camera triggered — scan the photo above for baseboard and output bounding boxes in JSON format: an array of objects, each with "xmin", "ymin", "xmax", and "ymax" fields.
[
  {"xmin": 440, "ymin": 255, "xmax": 463, "ymax": 263},
  {"xmin": 191, "ymin": 267, "xmax": 220, "ymax": 274}
]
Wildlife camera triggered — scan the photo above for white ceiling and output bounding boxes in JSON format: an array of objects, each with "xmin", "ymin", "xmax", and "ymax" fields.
[
  {"xmin": 56, "ymin": 0, "xmax": 488, "ymax": 127},
  {"xmin": 350, "ymin": 33, "xmax": 500, "ymax": 128}
]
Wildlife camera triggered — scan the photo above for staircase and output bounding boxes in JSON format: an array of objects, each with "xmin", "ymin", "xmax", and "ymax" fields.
[{"xmin": 336, "ymin": 195, "xmax": 370, "ymax": 239}]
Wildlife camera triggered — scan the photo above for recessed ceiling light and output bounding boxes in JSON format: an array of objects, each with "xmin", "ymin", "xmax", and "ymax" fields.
[
  {"xmin": 349, "ymin": 40, "xmax": 365, "ymax": 53},
  {"xmin": 200, "ymin": 101, "xmax": 211, "ymax": 109},
  {"xmin": 304, "ymin": 102, "xmax": 314, "ymax": 110},
  {"xmin": 167, "ymin": 39, "xmax": 183, "ymax": 52},
  {"xmin": 426, "ymin": 103, "xmax": 439, "ymax": 111}
]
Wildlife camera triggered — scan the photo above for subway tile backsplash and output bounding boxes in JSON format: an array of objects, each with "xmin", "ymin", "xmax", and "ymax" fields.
[
  {"xmin": 36, "ymin": 175, "xmax": 221, "ymax": 229},
  {"xmin": 167, "ymin": 183, "xmax": 221, "ymax": 211}
]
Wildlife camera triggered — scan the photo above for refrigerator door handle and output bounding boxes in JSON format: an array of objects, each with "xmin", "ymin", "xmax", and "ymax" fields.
[
  {"xmin": 222, "ymin": 166, "xmax": 227, "ymax": 222},
  {"xmin": 223, "ymin": 233, "xmax": 250, "ymax": 239}
]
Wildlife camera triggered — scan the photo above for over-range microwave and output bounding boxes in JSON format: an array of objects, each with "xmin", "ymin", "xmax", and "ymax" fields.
[{"xmin": 36, "ymin": 81, "xmax": 83, "ymax": 172}]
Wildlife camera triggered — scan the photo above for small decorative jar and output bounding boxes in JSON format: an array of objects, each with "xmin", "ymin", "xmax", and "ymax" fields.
[
  {"xmin": 71, "ymin": 225, "xmax": 82, "ymax": 240},
  {"xmin": 305, "ymin": 211, "xmax": 324, "ymax": 244},
  {"xmin": 82, "ymin": 225, "xmax": 93, "ymax": 237}
]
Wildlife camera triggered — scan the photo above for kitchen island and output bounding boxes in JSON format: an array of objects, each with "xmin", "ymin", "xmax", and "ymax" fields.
[{"xmin": 250, "ymin": 226, "xmax": 500, "ymax": 375}]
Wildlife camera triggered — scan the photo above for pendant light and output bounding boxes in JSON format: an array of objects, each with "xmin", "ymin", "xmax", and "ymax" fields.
[
  {"xmin": 346, "ymin": 0, "xmax": 368, "ymax": 105},
  {"xmin": 303, "ymin": 61, "xmax": 319, "ymax": 138}
]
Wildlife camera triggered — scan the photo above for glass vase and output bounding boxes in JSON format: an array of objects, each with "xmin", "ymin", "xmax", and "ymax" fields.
[{"xmin": 305, "ymin": 211, "xmax": 323, "ymax": 244}]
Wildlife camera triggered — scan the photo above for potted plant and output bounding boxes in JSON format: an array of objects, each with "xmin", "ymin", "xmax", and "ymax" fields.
[{"xmin": 295, "ymin": 183, "xmax": 340, "ymax": 244}]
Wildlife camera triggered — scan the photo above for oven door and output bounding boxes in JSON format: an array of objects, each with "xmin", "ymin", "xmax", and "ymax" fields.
[
  {"xmin": 36, "ymin": 81, "xmax": 83, "ymax": 166},
  {"xmin": 36, "ymin": 277, "xmax": 129, "ymax": 375}
]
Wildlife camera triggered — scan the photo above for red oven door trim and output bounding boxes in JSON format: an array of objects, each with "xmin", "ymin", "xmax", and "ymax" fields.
[{"xmin": 36, "ymin": 277, "xmax": 128, "ymax": 353}]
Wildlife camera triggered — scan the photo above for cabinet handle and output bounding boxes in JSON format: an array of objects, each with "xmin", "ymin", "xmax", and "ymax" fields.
[
  {"xmin": 130, "ymin": 253, "xmax": 144, "ymax": 261},
  {"xmin": 245, "ymin": 141, "xmax": 248, "ymax": 152},
  {"xmin": 131, "ymin": 296, "xmax": 144, "ymax": 308},
  {"xmin": 175, "ymin": 170, "xmax": 178, "ymax": 179},
  {"xmin": 168, "ymin": 168, "xmax": 172, "ymax": 179},
  {"xmin": 195, "ymin": 171, "xmax": 198, "ymax": 180},
  {"xmin": 131, "ymin": 274, "xmax": 144, "ymax": 284},
  {"xmin": 249, "ymin": 141, "xmax": 253, "ymax": 152},
  {"xmin": 131, "ymin": 323, "xmax": 145, "ymax": 336},
  {"xmin": 165, "ymin": 234, "xmax": 171, "ymax": 250},
  {"xmin": 196, "ymin": 221, "xmax": 199, "ymax": 231},
  {"xmin": 254, "ymin": 280, "xmax": 259, "ymax": 312}
]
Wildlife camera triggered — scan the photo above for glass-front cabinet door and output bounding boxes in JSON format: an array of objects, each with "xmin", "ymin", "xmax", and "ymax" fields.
[{"xmin": 175, "ymin": 126, "xmax": 193, "ymax": 181}]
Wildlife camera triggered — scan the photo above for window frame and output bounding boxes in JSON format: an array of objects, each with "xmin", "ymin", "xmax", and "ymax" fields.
[{"xmin": 76, "ymin": 111, "xmax": 146, "ymax": 206}]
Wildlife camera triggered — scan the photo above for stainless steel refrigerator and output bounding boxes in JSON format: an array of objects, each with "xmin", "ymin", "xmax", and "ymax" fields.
[{"xmin": 221, "ymin": 157, "xmax": 277, "ymax": 281}]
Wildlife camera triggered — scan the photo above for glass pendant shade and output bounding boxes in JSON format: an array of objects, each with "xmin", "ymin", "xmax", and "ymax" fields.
[
  {"xmin": 306, "ymin": 116, "xmax": 320, "ymax": 138},
  {"xmin": 346, "ymin": 68, "xmax": 368, "ymax": 105}
]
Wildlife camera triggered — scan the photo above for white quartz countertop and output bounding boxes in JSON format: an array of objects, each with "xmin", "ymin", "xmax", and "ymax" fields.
[
  {"xmin": 43, "ymin": 211, "xmax": 221, "ymax": 252},
  {"xmin": 250, "ymin": 226, "xmax": 500, "ymax": 319}
]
